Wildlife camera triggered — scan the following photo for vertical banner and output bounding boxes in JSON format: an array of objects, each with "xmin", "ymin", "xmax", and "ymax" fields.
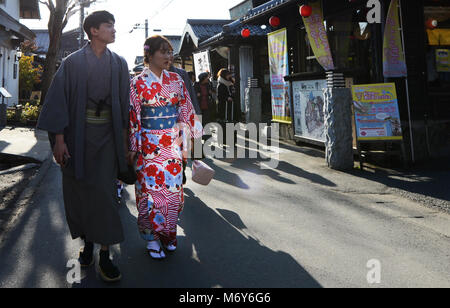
[
  {"xmin": 352, "ymin": 83, "xmax": 403, "ymax": 141},
  {"xmin": 268, "ymin": 28, "xmax": 291, "ymax": 123},
  {"xmin": 383, "ymin": 0, "xmax": 407, "ymax": 78},
  {"xmin": 193, "ymin": 50, "xmax": 211, "ymax": 81},
  {"xmin": 302, "ymin": 0, "xmax": 335, "ymax": 71}
]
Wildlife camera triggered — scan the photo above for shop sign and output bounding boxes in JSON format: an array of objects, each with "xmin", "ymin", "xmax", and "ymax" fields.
[
  {"xmin": 268, "ymin": 28, "xmax": 291, "ymax": 124},
  {"xmin": 352, "ymin": 83, "xmax": 403, "ymax": 141},
  {"xmin": 291, "ymin": 79, "xmax": 327, "ymax": 143},
  {"xmin": 302, "ymin": 0, "xmax": 335, "ymax": 71},
  {"xmin": 193, "ymin": 50, "xmax": 211, "ymax": 81}
]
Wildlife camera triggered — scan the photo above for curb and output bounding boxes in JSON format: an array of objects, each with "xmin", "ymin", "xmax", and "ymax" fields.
[{"xmin": 0, "ymin": 152, "xmax": 54, "ymax": 248}]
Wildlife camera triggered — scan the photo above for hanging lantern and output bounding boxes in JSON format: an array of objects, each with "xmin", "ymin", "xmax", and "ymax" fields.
[
  {"xmin": 425, "ymin": 18, "xmax": 438, "ymax": 30},
  {"xmin": 241, "ymin": 28, "xmax": 251, "ymax": 38},
  {"xmin": 269, "ymin": 16, "xmax": 280, "ymax": 28},
  {"xmin": 299, "ymin": 4, "xmax": 312, "ymax": 17}
]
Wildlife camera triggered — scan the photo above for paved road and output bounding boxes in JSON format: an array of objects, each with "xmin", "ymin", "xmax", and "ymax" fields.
[{"xmin": 0, "ymin": 143, "xmax": 449, "ymax": 288}]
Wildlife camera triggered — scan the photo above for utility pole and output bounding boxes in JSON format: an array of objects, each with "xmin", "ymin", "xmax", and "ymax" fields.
[
  {"xmin": 145, "ymin": 19, "xmax": 149, "ymax": 38},
  {"xmin": 79, "ymin": 0, "xmax": 91, "ymax": 49}
]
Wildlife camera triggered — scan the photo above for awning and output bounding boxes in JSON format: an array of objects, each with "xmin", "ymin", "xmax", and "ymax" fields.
[
  {"xmin": 0, "ymin": 8, "xmax": 36, "ymax": 41},
  {"xmin": 199, "ymin": 18, "xmax": 272, "ymax": 48}
]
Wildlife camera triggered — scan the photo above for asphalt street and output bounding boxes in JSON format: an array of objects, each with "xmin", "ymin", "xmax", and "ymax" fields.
[{"xmin": 0, "ymin": 142, "xmax": 449, "ymax": 288}]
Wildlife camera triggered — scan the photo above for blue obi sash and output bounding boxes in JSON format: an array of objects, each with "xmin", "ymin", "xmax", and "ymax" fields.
[{"xmin": 141, "ymin": 105, "xmax": 178, "ymax": 130}]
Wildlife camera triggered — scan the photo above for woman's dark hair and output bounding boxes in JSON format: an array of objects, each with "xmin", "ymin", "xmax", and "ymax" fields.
[
  {"xmin": 143, "ymin": 35, "xmax": 173, "ymax": 65},
  {"xmin": 217, "ymin": 68, "xmax": 231, "ymax": 79},
  {"xmin": 83, "ymin": 11, "xmax": 115, "ymax": 40}
]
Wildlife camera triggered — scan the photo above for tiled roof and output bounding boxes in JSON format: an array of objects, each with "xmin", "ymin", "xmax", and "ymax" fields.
[
  {"xmin": 165, "ymin": 35, "xmax": 181, "ymax": 54},
  {"xmin": 241, "ymin": 0, "xmax": 297, "ymax": 23},
  {"xmin": 187, "ymin": 19, "xmax": 233, "ymax": 43}
]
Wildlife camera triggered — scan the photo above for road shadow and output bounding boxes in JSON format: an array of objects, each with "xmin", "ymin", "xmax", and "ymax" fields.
[
  {"xmin": 0, "ymin": 163, "xmax": 73, "ymax": 288},
  {"xmin": 203, "ymin": 137, "xmax": 335, "ymax": 187},
  {"xmin": 345, "ymin": 157, "xmax": 450, "ymax": 204},
  {"xmin": 177, "ymin": 188, "xmax": 322, "ymax": 288}
]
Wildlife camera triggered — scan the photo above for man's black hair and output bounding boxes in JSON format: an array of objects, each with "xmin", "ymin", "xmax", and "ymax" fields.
[{"xmin": 83, "ymin": 11, "xmax": 115, "ymax": 40}]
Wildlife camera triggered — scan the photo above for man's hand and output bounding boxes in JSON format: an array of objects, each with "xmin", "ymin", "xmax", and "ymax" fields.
[
  {"xmin": 53, "ymin": 134, "xmax": 70, "ymax": 167},
  {"xmin": 127, "ymin": 151, "xmax": 137, "ymax": 166}
]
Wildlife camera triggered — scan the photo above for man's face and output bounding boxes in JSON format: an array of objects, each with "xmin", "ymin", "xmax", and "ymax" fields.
[{"xmin": 91, "ymin": 20, "xmax": 116, "ymax": 44}]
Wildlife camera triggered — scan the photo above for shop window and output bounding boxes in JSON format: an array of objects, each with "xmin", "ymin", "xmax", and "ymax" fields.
[
  {"xmin": 425, "ymin": 6, "xmax": 450, "ymax": 89},
  {"xmin": 297, "ymin": 7, "xmax": 380, "ymax": 84}
]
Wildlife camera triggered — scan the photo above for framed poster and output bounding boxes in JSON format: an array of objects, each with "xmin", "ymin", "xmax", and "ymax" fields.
[
  {"xmin": 291, "ymin": 79, "xmax": 327, "ymax": 143},
  {"xmin": 352, "ymin": 83, "xmax": 403, "ymax": 141}
]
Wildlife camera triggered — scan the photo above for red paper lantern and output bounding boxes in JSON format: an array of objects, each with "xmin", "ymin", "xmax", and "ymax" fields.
[
  {"xmin": 241, "ymin": 28, "xmax": 251, "ymax": 38},
  {"xmin": 269, "ymin": 16, "xmax": 280, "ymax": 27},
  {"xmin": 299, "ymin": 5, "xmax": 312, "ymax": 17},
  {"xmin": 425, "ymin": 18, "xmax": 438, "ymax": 29}
]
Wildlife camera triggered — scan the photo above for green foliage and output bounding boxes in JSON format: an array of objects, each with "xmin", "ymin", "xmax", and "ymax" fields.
[
  {"xmin": 19, "ymin": 56, "xmax": 43, "ymax": 98},
  {"xmin": 20, "ymin": 103, "xmax": 41, "ymax": 123}
]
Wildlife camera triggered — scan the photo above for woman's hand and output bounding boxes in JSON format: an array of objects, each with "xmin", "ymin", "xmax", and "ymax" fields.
[
  {"xmin": 53, "ymin": 134, "xmax": 70, "ymax": 167},
  {"xmin": 127, "ymin": 151, "xmax": 137, "ymax": 166}
]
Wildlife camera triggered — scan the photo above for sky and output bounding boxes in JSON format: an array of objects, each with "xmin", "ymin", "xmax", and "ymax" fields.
[{"xmin": 21, "ymin": 0, "xmax": 244, "ymax": 68}]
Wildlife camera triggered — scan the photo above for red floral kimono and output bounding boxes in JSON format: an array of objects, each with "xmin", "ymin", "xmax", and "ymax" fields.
[{"xmin": 129, "ymin": 67, "xmax": 202, "ymax": 246}]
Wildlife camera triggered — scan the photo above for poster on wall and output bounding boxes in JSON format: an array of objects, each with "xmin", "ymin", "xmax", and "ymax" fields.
[
  {"xmin": 268, "ymin": 28, "xmax": 291, "ymax": 124},
  {"xmin": 193, "ymin": 50, "xmax": 211, "ymax": 81},
  {"xmin": 292, "ymin": 79, "xmax": 327, "ymax": 143},
  {"xmin": 436, "ymin": 49, "xmax": 450, "ymax": 72},
  {"xmin": 351, "ymin": 83, "xmax": 403, "ymax": 141}
]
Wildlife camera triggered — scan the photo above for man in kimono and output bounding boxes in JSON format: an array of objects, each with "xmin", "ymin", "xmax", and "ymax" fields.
[{"xmin": 37, "ymin": 11, "xmax": 129, "ymax": 283}]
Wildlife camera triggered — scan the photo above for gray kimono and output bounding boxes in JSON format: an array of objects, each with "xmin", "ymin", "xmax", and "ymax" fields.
[{"xmin": 37, "ymin": 44, "xmax": 130, "ymax": 245}]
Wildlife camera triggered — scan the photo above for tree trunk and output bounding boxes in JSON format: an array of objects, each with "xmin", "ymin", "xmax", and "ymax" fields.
[{"xmin": 40, "ymin": 1, "xmax": 68, "ymax": 103}]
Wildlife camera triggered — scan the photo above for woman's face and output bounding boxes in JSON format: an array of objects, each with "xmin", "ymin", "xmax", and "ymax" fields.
[{"xmin": 148, "ymin": 43, "xmax": 173, "ymax": 71}]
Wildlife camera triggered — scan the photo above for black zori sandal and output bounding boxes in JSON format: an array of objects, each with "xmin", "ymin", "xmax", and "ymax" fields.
[
  {"xmin": 98, "ymin": 250, "xmax": 122, "ymax": 283},
  {"xmin": 78, "ymin": 242, "xmax": 94, "ymax": 267}
]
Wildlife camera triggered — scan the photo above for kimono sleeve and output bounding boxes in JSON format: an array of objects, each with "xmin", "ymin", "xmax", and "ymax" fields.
[
  {"xmin": 129, "ymin": 81, "xmax": 142, "ymax": 152},
  {"xmin": 37, "ymin": 60, "xmax": 69, "ymax": 135},
  {"xmin": 119, "ymin": 58, "xmax": 131, "ymax": 129},
  {"xmin": 178, "ymin": 78, "xmax": 203, "ymax": 140}
]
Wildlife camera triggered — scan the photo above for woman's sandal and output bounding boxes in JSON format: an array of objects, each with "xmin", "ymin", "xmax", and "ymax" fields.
[
  {"xmin": 147, "ymin": 241, "xmax": 166, "ymax": 260},
  {"xmin": 163, "ymin": 243, "xmax": 177, "ymax": 252}
]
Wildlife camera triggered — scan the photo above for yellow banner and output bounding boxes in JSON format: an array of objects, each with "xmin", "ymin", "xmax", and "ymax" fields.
[
  {"xmin": 302, "ymin": 0, "xmax": 334, "ymax": 71},
  {"xmin": 268, "ymin": 28, "xmax": 292, "ymax": 123}
]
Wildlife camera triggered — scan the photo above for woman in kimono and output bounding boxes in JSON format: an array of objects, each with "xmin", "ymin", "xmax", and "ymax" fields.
[{"xmin": 128, "ymin": 36, "xmax": 203, "ymax": 259}]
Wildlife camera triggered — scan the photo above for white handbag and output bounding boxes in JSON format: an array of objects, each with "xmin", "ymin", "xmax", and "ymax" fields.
[{"xmin": 191, "ymin": 160, "xmax": 215, "ymax": 186}]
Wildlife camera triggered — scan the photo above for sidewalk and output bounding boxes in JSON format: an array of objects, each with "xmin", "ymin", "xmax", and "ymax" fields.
[{"xmin": 277, "ymin": 140, "xmax": 450, "ymax": 214}]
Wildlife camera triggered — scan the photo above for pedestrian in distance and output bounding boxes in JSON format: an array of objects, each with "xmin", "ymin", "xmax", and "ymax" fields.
[
  {"xmin": 194, "ymin": 72, "xmax": 215, "ymax": 127},
  {"xmin": 128, "ymin": 35, "xmax": 203, "ymax": 260},
  {"xmin": 37, "ymin": 11, "xmax": 130, "ymax": 283},
  {"xmin": 217, "ymin": 68, "xmax": 235, "ymax": 124}
]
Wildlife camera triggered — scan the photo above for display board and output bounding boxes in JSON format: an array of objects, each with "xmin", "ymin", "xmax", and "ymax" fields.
[
  {"xmin": 291, "ymin": 79, "xmax": 327, "ymax": 143},
  {"xmin": 352, "ymin": 83, "xmax": 403, "ymax": 141}
]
